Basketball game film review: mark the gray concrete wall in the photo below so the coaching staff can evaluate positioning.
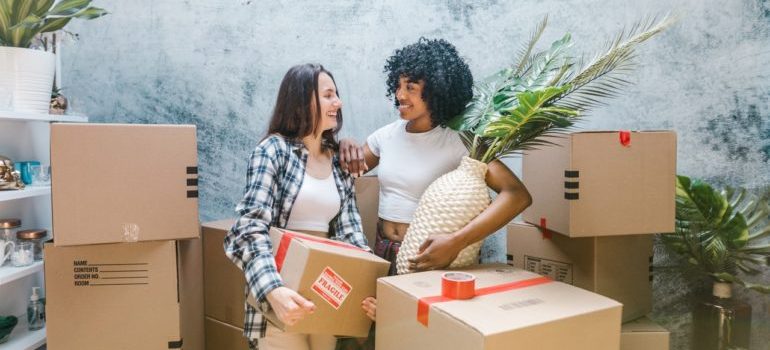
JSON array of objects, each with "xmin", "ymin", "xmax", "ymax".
[{"xmin": 61, "ymin": 1, "xmax": 770, "ymax": 349}]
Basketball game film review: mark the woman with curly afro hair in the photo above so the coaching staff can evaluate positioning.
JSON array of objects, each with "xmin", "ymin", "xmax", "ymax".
[{"xmin": 339, "ymin": 37, "xmax": 531, "ymax": 333}]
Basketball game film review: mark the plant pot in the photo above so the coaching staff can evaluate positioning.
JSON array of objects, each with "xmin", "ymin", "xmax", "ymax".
[
  {"xmin": 0, "ymin": 47, "xmax": 56, "ymax": 114},
  {"xmin": 692, "ymin": 281, "xmax": 752, "ymax": 350},
  {"xmin": 395, "ymin": 156, "xmax": 491, "ymax": 274}
]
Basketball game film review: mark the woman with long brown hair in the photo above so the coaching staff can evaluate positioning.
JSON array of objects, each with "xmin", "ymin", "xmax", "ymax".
[{"xmin": 225, "ymin": 63, "xmax": 369, "ymax": 350}]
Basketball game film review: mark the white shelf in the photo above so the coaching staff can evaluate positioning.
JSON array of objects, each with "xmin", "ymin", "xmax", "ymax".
[
  {"xmin": 0, "ymin": 110, "xmax": 87, "ymax": 123},
  {"xmin": 0, "ymin": 187, "xmax": 51, "ymax": 203},
  {"xmin": 2, "ymin": 314, "xmax": 46, "ymax": 350},
  {"xmin": 0, "ymin": 262, "xmax": 44, "ymax": 285}
]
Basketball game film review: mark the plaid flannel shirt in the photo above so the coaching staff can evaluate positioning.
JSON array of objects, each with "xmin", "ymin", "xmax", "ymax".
[{"xmin": 224, "ymin": 134, "xmax": 370, "ymax": 349}]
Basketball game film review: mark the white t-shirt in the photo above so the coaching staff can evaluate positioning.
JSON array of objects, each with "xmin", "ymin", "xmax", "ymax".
[
  {"xmin": 367, "ymin": 119, "xmax": 468, "ymax": 223},
  {"xmin": 286, "ymin": 173, "xmax": 340, "ymax": 232}
]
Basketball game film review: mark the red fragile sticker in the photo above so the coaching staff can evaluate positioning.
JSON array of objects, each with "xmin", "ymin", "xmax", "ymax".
[{"xmin": 311, "ymin": 266, "xmax": 352, "ymax": 310}]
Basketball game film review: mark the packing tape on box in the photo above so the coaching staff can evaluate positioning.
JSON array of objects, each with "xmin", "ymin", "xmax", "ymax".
[
  {"xmin": 619, "ymin": 130, "xmax": 631, "ymax": 147},
  {"xmin": 274, "ymin": 230, "xmax": 367, "ymax": 272},
  {"xmin": 417, "ymin": 275, "xmax": 552, "ymax": 327},
  {"xmin": 539, "ymin": 218, "xmax": 552, "ymax": 240},
  {"xmin": 441, "ymin": 272, "xmax": 476, "ymax": 300},
  {"xmin": 122, "ymin": 223, "xmax": 140, "ymax": 242}
]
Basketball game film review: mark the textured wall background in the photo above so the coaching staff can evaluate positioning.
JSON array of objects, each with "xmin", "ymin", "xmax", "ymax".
[{"xmin": 60, "ymin": 1, "xmax": 770, "ymax": 349}]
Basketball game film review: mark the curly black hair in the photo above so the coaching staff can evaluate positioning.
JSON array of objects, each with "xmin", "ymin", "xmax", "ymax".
[{"xmin": 384, "ymin": 37, "xmax": 473, "ymax": 127}]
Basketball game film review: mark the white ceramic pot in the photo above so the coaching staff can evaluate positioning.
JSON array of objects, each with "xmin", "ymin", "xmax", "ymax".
[{"xmin": 0, "ymin": 47, "xmax": 56, "ymax": 114}]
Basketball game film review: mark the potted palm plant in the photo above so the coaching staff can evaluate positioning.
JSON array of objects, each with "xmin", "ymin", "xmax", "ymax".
[
  {"xmin": 395, "ymin": 15, "xmax": 676, "ymax": 274},
  {"xmin": 663, "ymin": 175, "xmax": 770, "ymax": 350},
  {"xmin": 0, "ymin": 0, "xmax": 107, "ymax": 113}
]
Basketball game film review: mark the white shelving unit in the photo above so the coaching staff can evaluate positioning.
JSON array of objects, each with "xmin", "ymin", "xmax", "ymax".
[
  {"xmin": 0, "ymin": 262, "xmax": 44, "ymax": 285},
  {"xmin": 1, "ymin": 110, "xmax": 87, "ymax": 350},
  {"xmin": 0, "ymin": 188, "xmax": 51, "ymax": 202}
]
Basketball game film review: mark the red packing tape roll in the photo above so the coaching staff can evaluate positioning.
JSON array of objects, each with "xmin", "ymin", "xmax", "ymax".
[{"xmin": 441, "ymin": 272, "xmax": 476, "ymax": 300}]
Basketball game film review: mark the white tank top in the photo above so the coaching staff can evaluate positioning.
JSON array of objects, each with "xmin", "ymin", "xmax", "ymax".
[{"xmin": 286, "ymin": 172, "xmax": 341, "ymax": 232}]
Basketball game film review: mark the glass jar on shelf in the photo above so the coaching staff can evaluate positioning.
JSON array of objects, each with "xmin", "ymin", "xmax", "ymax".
[
  {"xmin": 11, "ymin": 242, "xmax": 34, "ymax": 267},
  {"xmin": 0, "ymin": 218, "xmax": 21, "ymax": 243},
  {"xmin": 16, "ymin": 229, "xmax": 48, "ymax": 261}
]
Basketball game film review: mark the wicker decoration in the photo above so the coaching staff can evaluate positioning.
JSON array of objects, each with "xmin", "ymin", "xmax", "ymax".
[{"xmin": 395, "ymin": 157, "xmax": 490, "ymax": 274}]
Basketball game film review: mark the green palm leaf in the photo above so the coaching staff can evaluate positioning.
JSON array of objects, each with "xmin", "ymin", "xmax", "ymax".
[{"xmin": 663, "ymin": 175, "xmax": 770, "ymax": 294}]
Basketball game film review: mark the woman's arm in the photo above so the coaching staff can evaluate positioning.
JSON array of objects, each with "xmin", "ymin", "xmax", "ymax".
[
  {"xmin": 339, "ymin": 139, "xmax": 379, "ymax": 175},
  {"xmin": 224, "ymin": 141, "xmax": 286, "ymax": 302},
  {"xmin": 409, "ymin": 159, "xmax": 532, "ymax": 271}
]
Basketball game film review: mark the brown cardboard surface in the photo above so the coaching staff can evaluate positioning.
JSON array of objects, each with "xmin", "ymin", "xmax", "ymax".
[
  {"xmin": 45, "ymin": 240, "xmax": 203, "ymax": 350},
  {"xmin": 179, "ymin": 238, "xmax": 205, "ymax": 350},
  {"xmin": 51, "ymin": 123, "xmax": 199, "ymax": 246},
  {"xmin": 202, "ymin": 219, "xmax": 247, "ymax": 328},
  {"xmin": 522, "ymin": 131, "xmax": 676, "ymax": 237},
  {"xmin": 354, "ymin": 175, "xmax": 379, "ymax": 250},
  {"xmin": 621, "ymin": 316, "xmax": 670, "ymax": 350},
  {"xmin": 205, "ymin": 316, "xmax": 250, "ymax": 350},
  {"xmin": 253, "ymin": 228, "xmax": 390, "ymax": 337},
  {"xmin": 506, "ymin": 222, "xmax": 652, "ymax": 321},
  {"xmin": 376, "ymin": 264, "xmax": 622, "ymax": 350}
]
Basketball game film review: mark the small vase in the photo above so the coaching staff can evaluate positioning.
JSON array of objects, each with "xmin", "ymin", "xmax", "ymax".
[{"xmin": 692, "ymin": 281, "xmax": 752, "ymax": 350}]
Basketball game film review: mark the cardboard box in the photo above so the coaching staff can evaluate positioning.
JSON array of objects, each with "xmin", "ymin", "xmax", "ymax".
[
  {"xmin": 621, "ymin": 317, "xmax": 670, "ymax": 350},
  {"xmin": 376, "ymin": 264, "xmax": 622, "ymax": 350},
  {"xmin": 205, "ymin": 316, "xmax": 250, "ymax": 350},
  {"xmin": 202, "ymin": 219, "xmax": 246, "ymax": 328},
  {"xmin": 506, "ymin": 222, "xmax": 652, "ymax": 321},
  {"xmin": 354, "ymin": 175, "xmax": 379, "ymax": 250},
  {"xmin": 521, "ymin": 131, "xmax": 676, "ymax": 237},
  {"xmin": 51, "ymin": 123, "xmax": 199, "ymax": 246},
  {"xmin": 45, "ymin": 240, "xmax": 204, "ymax": 350},
  {"xmin": 249, "ymin": 228, "xmax": 390, "ymax": 337}
]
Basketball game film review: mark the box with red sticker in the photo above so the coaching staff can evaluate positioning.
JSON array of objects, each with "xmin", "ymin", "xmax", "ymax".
[{"xmin": 255, "ymin": 228, "xmax": 390, "ymax": 337}]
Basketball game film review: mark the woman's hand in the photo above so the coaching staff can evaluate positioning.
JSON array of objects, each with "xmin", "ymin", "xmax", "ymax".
[
  {"xmin": 266, "ymin": 286, "xmax": 316, "ymax": 326},
  {"xmin": 339, "ymin": 138, "xmax": 368, "ymax": 177},
  {"xmin": 361, "ymin": 296, "xmax": 377, "ymax": 321}
]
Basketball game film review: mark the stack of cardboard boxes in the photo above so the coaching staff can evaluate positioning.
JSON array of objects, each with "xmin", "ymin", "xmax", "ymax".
[
  {"xmin": 44, "ymin": 124, "xmax": 204, "ymax": 350},
  {"xmin": 509, "ymin": 130, "xmax": 676, "ymax": 349}
]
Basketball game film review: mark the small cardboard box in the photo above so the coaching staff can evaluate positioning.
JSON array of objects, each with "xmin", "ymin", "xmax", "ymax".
[
  {"xmin": 354, "ymin": 175, "xmax": 379, "ymax": 250},
  {"xmin": 249, "ymin": 228, "xmax": 390, "ymax": 337},
  {"xmin": 522, "ymin": 131, "xmax": 676, "ymax": 237},
  {"xmin": 621, "ymin": 316, "xmax": 670, "ymax": 350},
  {"xmin": 202, "ymin": 219, "xmax": 246, "ymax": 328},
  {"xmin": 506, "ymin": 222, "xmax": 652, "ymax": 322},
  {"xmin": 376, "ymin": 264, "xmax": 622, "ymax": 350},
  {"xmin": 205, "ymin": 316, "xmax": 250, "ymax": 350},
  {"xmin": 51, "ymin": 123, "xmax": 199, "ymax": 246},
  {"xmin": 45, "ymin": 239, "xmax": 204, "ymax": 350}
]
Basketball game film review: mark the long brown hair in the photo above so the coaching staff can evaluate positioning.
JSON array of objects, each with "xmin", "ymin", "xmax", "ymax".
[{"xmin": 266, "ymin": 63, "xmax": 342, "ymax": 150}]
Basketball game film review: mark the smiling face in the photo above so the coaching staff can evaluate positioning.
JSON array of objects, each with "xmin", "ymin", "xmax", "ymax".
[
  {"xmin": 395, "ymin": 76, "xmax": 430, "ymax": 122},
  {"xmin": 314, "ymin": 72, "xmax": 342, "ymax": 134}
]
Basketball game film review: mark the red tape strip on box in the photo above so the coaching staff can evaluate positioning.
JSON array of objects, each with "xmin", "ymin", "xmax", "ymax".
[
  {"xmin": 417, "ymin": 275, "xmax": 552, "ymax": 326},
  {"xmin": 274, "ymin": 230, "xmax": 366, "ymax": 272},
  {"xmin": 619, "ymin": 130, "xmax": 631, "ymax": 147},
  {"xmin": 540, "ymin": 218, "xmax": 552, "ymax": 240}
]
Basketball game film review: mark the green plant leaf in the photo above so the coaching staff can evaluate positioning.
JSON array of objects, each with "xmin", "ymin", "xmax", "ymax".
[
  {"xmin": 72, "ymin": 6, "xmax": 108, "ymax": 20},
  {"xmin": 46, "ymin": 0, "xmax": 91, "ymax": 16},
  {"xmin": 38, "ymin": 17, "xmax": 70, "ymax": 33}
]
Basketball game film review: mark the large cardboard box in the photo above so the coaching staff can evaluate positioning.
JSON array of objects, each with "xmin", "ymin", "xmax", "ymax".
[
  {"xmin": 249, "ymin": 228, "xmax": 390, "ymax": 337},
  {"xmin": 621, "ymin": 317, "xmax": 670, "ymax": 350},
  {"xmin": 51, "ymin": 123, "xmax": 199, "ymax": 246},
  {"xmin": 45, "ymin": 240, "xmax": 204, "ymax": 350},
  {"xmin": 376, "ymin": 264, "xmax": 622, "ymax": 350},
  {"xmin": 202, "ymin": 219, "xmax": 246, "ymax": 328},
  {"xmin": 506, "ymin": 222, "xmax": 652, "ymax": 321},
  {"xmin": 522, "ymin": 131, "xmax": 676, "ymax": 237},
  {"xmin": 205, "ymin": 316, "xmax": 250, "ymax": 350},
  {"xmin": 354, "ymin": 175, "xmax": 379, "ymax": 250}
]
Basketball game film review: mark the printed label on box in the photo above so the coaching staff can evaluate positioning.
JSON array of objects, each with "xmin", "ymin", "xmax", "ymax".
[
  {"xmin": 311, "ymin": 266, "xmax": 352, "ymax": 310},
  {"xmin": 524, "ymin": 255, "xmax": 573, "ymax": 284}
]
